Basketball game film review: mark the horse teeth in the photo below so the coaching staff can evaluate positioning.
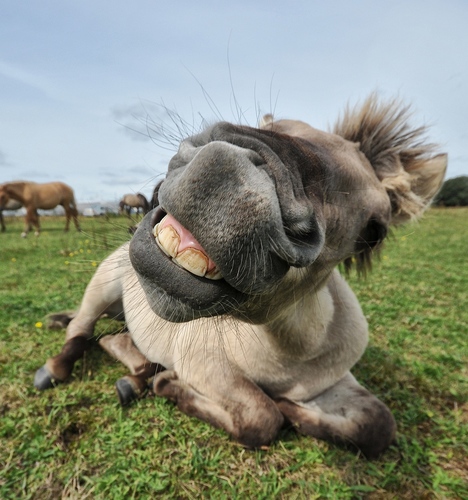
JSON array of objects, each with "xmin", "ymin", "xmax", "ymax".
[
  {"xmin": 174, "ymin": 248, "xmax": 209, "ymax": 277},
  {"xmin": 154, "ymin": 224, "xmax": 180, "ymax": 258},
  {"xmin": 205, "ymin": 268, "xmax": 223, "ymax": 280},
  {"xmin": 152, "ymin": 223, "xmax": 160, "ymax": 237},
  {"xmin": 153, "ymin": 220, "xmax": 223, "ymax": 280}
]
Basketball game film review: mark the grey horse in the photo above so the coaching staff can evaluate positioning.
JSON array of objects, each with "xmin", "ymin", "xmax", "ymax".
[
  {"xmin": 35, "ymin": 95, "xmax": 446, "ymax": 458},
  {"xmin": 119, "ymin": 193, "xmax": 150, "ymax": 216}
]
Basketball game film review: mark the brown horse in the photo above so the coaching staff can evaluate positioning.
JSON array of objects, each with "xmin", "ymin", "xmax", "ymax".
[
  {"xmin": 0, "ymin": 196, "xmax": 22, "ymax": 232},
  {"xmin": 119, "ymin": 193, "xmax": 150, "ymax": 216},
  {"xmin": 0, "ymin": 181, "xmax": 81, "ymax": 237}
]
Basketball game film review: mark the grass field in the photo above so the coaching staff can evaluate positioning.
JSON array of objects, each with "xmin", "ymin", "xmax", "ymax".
[{"xmin": 1, "ymin": 209, "xmax": 467, "ymax": 499}]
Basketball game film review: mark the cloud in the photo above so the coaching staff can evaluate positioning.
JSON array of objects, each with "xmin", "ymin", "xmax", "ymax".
[
  {"xmin": 0, "ymin": 59, "xmax": 52, "ymax": 98},
  {"xmin": 112, "ymin": 103, "xmax": 153, "ymax": 142},
  {"xmin": 99, "ymin": 164, "xmax": 159, "ymax": 187},
  {"xmin": 111, "ymin": 101, "xmax": 201, "ymax": 150}
]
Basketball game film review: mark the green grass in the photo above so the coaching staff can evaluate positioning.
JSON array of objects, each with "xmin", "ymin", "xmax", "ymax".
[{"xmin": 1, "ymin": 209, "xmax": 467, "ymax": 499}]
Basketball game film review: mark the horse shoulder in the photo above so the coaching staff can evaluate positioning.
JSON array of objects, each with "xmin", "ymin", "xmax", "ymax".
[{"xmin": 13, "ymin": 182, "xmax": 30, "ymax": 203}]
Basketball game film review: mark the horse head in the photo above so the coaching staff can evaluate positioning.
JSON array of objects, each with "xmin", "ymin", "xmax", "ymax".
[{"xmin": 129, "ymin": 95, "xmax": 446, "ymax": 323}]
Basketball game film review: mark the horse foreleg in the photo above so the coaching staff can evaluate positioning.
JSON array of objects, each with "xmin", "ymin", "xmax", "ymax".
[
  {"xmin": 22, "ymin": 209, "xmax": 39, "ymax": 237},
  {"xmin": 34, "ymin": 247, "xmax": 127, "ymax": 390},
  {"xmin": 34, "ymin": 336, "xmax": 91, "ymax": 389},
  {"xmin": 99, "ymin": 333, "xmax": 163, "ymax": 405},
  {"xmin": 275, "ymin": 373, "xmax": 396, "ymax": 459},
  {"xmin": 153, "ymin": 370, "xmax": 284, "ymax": 448},
  {"xmin": 0, "ymin": 211, "xmax": 5, "ymax": 232}
]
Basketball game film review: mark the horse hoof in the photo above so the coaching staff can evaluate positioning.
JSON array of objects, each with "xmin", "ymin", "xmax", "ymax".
[
  {"xmin": 34, "ymin": 365, "xmax": 58, "ymax": 390},
  {"xmin": 115, "ymin": 376, "xmax": 142, "ymax": 406}
]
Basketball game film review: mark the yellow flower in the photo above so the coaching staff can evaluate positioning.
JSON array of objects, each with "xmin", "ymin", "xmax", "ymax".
[
  {"xmin": 91, "ymin": 261, "xmax": 97, "ymax": 267},
  {"xmin": 11, "ymin": 257, "xmax": 17, "ymax": 262},
  {"xmin": 35, "ymin": 322, "xmax": 43, "ymax": 328},
  {"xmin": 69, "ymin": 252, "xmax": 74, "ymax": 257},
  {"xmin": 65, "ymin": 261, "xmax": 70, "ymax": 265}
]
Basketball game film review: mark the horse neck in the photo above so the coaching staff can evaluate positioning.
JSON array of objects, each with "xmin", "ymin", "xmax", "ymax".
[
  {"xmin": 5, "ymin": 183, "xmax": 27, "ymax": 202},
  {"xmin": 138, "ymin": 194, "xmax": 148, "ymax": 207}
]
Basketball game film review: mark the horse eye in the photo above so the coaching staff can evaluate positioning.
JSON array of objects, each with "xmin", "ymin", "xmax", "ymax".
[{"xmin": 357, "ymin": 219, "xmax": 387, "ymax": 251}]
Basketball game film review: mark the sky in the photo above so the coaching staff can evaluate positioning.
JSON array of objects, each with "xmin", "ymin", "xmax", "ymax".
[{"xmin": 1, "ymin": 0, "xmax": 467, "ymax": 203}]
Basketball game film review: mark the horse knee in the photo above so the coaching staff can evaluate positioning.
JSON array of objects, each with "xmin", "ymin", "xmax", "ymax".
[
  {"xmin": 153, "ymin": 371, "xmax": 283, "ymax": 447},
  {"xmin": 232, "ymin": 406, "xmax": 284, "ymax": 449},
  {"xmin": 277, "ymin": 394, "xmax": 396, "ymax": 459}
]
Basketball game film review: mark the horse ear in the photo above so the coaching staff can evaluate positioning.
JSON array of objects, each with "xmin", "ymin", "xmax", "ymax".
[
  {"xmin": 380, "ymin": 153, "xmax": 447, "ymax": 224},
  {"xmin": 405, "ymin": 153, "xmax": 447, "ymax": 201}
]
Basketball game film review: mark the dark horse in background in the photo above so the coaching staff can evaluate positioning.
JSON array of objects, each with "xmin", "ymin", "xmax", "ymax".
[
  {"xmin": 0, "ymin": 195, "xmax": 22, "ymax": 232},
  {"xmin": 0, "ymin": 181, "xmax": 81, "ymax": 237},
  {"xmin": 119, "ymin": 193, "xmax": 150, "ymax": 216}
]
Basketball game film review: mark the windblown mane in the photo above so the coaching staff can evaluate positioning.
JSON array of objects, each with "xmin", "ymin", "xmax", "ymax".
[
  {"xmin": 333, "ymin": 93, "xmax": 436, "ymax": 175},
  {"xmin": 333, "ymin": 93, "xmax": 442, "ymax": 224},
  {"xmin": 334, "ymin": 94, "xmax": 443, "ymax": 275}
]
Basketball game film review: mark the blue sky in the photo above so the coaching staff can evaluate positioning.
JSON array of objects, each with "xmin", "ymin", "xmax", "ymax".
[{"xmin": 1, "ymin": 0, "xmax": 467, "ymax": 202}]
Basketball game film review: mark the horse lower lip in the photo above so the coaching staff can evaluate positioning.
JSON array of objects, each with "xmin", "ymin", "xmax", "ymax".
[{"xmin": 129, "ymin": 208, "xmax": 247, "ymax": 319}]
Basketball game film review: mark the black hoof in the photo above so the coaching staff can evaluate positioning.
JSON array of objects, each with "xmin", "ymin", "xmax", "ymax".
[
  {"xmin": 115, "ymin": 377, "xmax": 141, "ymax": 406},
  {"xmin": 34, "ymin": 365, "xmax": 58, "ymax": 390}
]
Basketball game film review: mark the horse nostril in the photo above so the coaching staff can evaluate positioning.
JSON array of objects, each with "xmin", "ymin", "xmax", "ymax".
[{"xmin": 274, "ymin": 215, "xmax": 325, "ymax": 269}]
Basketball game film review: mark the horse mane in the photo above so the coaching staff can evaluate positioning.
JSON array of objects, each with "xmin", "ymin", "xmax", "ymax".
[
  {"xmin": 334, "ymin": 93, "xmax": 443, "ymax": 221},
  {"xmin": 334, "ymin": 93, "xmax": 441, "ymax": 276},
  {"xmin": 333, "ymin": 93, "xmax": 437, "ymax": 178},
  {"xmin": 5, "ymin": 181, "xmax": 35, "ymax": 186}
]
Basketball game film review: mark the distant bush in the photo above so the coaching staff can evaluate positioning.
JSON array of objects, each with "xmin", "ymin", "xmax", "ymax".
[{"xmin": 433, "ymin": 176, "xmax": 468, "ymax": 206}]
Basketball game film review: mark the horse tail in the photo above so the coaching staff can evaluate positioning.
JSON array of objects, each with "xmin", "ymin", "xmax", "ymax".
[{"xmin": 68, "ymin": 190, "xmax": 79, "ymax": 215}]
